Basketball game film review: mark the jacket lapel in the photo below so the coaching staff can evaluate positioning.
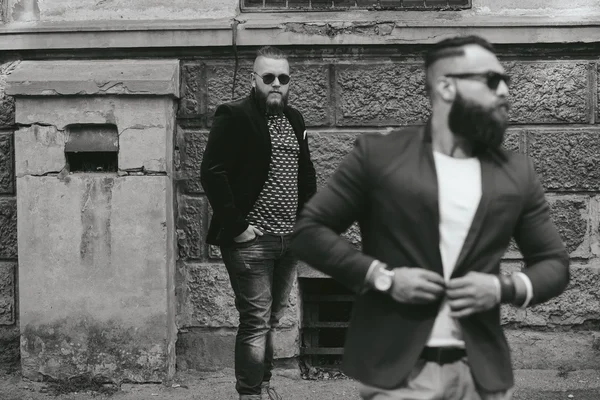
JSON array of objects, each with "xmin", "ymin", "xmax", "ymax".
[
  {"xmin": 246, "ymin": 94, "xmax": 271, "ymax": 155},
  {"xmin": 421, "ymin": 124, "xmax": 445, "ymax": 277},
  {"xmin": 451, "ymin": 154, "xmax": 495, "ymax": 278}
]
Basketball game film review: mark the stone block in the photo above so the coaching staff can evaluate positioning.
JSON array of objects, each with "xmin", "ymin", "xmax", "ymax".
[
  {"xmin": 179, "ymin": 62, "xmax": 204, "ymax": 119},
  {"xmin": 504, "ymin": 61, "xmax": 589, "ymax": 124},
  {"xmin": 206, "ymin": 63, "xmax": 330, "ymax": 127},
  {"xmin": 176, "ymin": 327, "xmax": 298, "ymax": 371},
  {"xmin": 335, "ymin": 63, "xmax": 430, "ymax": 126},
  {"xmin": 177, "ymin": 195, "xmax": 207, "ymax": 260},
  {"xmin": 176, "ymin": 328, "xmax": 235, "ymax": 371},
  {"xmin": 206, "ymin": 63, "xmax": 252, "ymax": 122},
  {"xmin": 14, "ymin": 125, "xmax": 66, "ymax": 177},
  {"xmin": 0, "ymin": 325, "xmax": 20, "ymax": 373},
  {"xmin": 507, "ymin": 329, "xmax": 600, "ymax": 370},
  {"xmin": 0, "ymin": 263, "xmax": 15, "ymax": 325},
  {"xmin": 502, "ymin": 195, "xmax": 588, "ymax": 259},
  {"xmin": 0, "ymin": 61, "xmax": 17, "ymax": 128},
  {"xmin": 6, "ymin": 60, "xmax": 179, "ymax": 97},
  {"xmin": 502, "ymin": 129, "xmax": 522, "ymax": 153},
  {"xmin": 309, "ymin": 132, "xmax": 360, "ymax": 188},
  {"xmin": 17, "ymin": 175, "xmax": 174, "ymax": 382},
  {"xmin": 0, "ymin": 133, "xmax": 14, "ymax": 194},
  {"xmin": 177, "ymin": 263, "xmax": 299, "ymax": 329},
  {"xmin": 0, "ymin": 198, "xmax": 17, "ymax": 259},
  {"xmin": 287, "ymin": 64, "xmax": 330, "ymax": 126},
  {"xmin": 179, "ymin": 129, "xmax": 208, "ymax": 194},
  {"xmin": 527, "ymin": 129, "xmax": 600, "ymax": 191},
  {"xmin": 548, "ymin": 195, "xmax": 589, "ymax": 257},
  {"xmin": 14, "ymin": 97, "xmax": 174, "ymax": 173},
  {"xmin": 502, "ymin": 264, "xmax": 600, "ymax": 327}
]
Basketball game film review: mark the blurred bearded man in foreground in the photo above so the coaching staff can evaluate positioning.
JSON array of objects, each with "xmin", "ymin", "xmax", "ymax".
[
  {"xmin": 201, "ymin": 46, "xmax": 316, "ymax": 400},
  {"xmin": 291, "ymin": 35, "xmax": 569, "ymax": 400}
]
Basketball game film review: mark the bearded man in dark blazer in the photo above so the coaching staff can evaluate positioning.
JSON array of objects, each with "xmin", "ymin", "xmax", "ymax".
[
  {"xmin": 291, "ymin": 35, "xmax": 569, "ymax": 400},
  {"xmin": 201, "ymin": 46, "xmax": 316, "ymax": 400}
]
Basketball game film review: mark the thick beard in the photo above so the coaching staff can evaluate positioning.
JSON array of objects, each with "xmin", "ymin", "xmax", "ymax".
[
  {"xmin": 448, "ymin": 93, "xmax": 508, "ymax": 155},
  {"xmin": 256, "ymin": 88, "xmax": 288, "ymax": 116}
]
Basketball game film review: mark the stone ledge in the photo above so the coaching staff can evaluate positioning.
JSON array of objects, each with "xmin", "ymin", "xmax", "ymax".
[
  {"xmin": 0, "ymin": 14, "xmax": 598, "ymax": 51},
  {"xmin": 5, "ymin": 60, "xmax": 180, "ymax": 97}
]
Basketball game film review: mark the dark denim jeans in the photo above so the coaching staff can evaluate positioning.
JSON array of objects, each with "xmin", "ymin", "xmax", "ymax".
[{"xmin": 221, "ymin": 233, "xmax": 297, "ymax": 397}]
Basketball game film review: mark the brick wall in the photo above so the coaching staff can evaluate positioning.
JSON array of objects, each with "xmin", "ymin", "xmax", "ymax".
[
  {"xmin": 0, "ymin": 60, "xmax": 19, "ymax": 373},
  {"xmin": 175, "ymin": 45, "xmax": 600, "ymax": 371}
]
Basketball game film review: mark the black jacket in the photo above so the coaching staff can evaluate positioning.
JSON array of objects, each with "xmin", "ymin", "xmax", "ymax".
[
  {"xmin": 291, "ymin": 124, "xmax": 569, "ymax": 392},
  {"xmin": 200, "ymin": 91, "xmax": 317, "ymax": 245}
]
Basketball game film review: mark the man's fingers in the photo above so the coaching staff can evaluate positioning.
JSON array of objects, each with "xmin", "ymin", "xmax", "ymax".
[
  {"xmin": 446, "ymin": 276, "xmax": 472, "ymax": 289},
  {"xmin": 446, "ymin": 287, "xmax": 475, "ymax": 300},
  {"xmin": 448, "ymin": 298, "xmax": 472, "ymax": 311},
  {"xmin": 417, "ymin": 280, "xmax": 445, "ymax": 296},
  {"xmin": 418, "ymin": 270, "xmax": 446, "ymax": 286},
  {"xmin": 251, "ymin": 226, "xmax": 264, "ymax": 236}
]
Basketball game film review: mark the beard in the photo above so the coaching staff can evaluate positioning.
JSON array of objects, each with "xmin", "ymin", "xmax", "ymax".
[
  {"xmin": 448, "ymin": 92, "xmax": 509, "ymax": 155},
  {"xmin": 255, "ymin": 87, "xmax": 288, "ymax": 115}
]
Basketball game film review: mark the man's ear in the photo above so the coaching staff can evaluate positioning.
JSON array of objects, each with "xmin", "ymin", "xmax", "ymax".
[
  {"xmin": 251, "ymin": 74, "xmax": 256, "ymax": 89},
  {"xmin": 436, "ymin": 76, "xmax": 456, "ymax": 102}
]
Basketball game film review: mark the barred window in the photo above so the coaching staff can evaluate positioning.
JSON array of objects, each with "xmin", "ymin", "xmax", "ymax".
[{"xmin": 242, "ymin": 0, "xmax": 470, "ymax": 11}]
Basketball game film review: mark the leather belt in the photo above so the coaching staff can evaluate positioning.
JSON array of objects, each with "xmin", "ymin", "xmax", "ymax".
[{"xmin": 420, "ymin": 347, "xmax": 466, "ymax": 365}]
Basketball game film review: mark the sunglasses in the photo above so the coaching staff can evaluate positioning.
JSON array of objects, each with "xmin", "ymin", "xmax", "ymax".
[
  {"xmin": 445, "ymin": 71, "xmax": 510, "ymax": 90},
  {"xmin": 253, "ymin": 71, "xmax": 291, "ymax": 85}
]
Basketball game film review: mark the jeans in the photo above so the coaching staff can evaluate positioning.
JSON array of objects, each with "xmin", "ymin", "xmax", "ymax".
[
  {"xmin": 358, "ymin": 358, "xmax": 513, "ymax": 400},
  {"xmin": 221, "ymin": 233, "xmax": 297, "ymax": 397}
]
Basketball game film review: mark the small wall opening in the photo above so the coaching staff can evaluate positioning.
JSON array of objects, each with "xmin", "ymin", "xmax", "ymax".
[
  {"xmin": 65, "ymin": 124, "xmax": 119, "ymax": 173},
  {"xmin": 300, "ymin": 278, "xmax": 355, "ymax": 370}
]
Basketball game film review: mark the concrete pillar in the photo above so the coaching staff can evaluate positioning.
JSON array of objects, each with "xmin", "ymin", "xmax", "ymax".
[{"xmin": 6, "ymin": 60, "xmax": 179, "ymax": 382}]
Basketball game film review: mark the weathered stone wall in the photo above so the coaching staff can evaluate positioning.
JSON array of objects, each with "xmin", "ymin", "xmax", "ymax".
[
  {"xmin": 0, "ymin": 60, "xmax": 18, "ymax": 373},
  {"xmin": 175, "ymin": 46, "xmax": 600, "ymax": 371}
]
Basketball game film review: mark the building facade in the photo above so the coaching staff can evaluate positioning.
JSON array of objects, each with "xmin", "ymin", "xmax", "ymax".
[{"xmin": 0, "ymin": 0, "xmax": 599, "ymax": 382}]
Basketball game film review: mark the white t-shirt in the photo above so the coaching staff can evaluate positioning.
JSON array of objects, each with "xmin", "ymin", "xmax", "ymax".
[{"xmin": 427, "ymin": 151, "xmax": 482, "ymax": 348}]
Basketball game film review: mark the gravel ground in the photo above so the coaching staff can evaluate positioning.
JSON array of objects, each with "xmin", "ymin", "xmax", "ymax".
[{"xmin": 0, "ymin": 368, "xmax": 599, "ymax": 400}]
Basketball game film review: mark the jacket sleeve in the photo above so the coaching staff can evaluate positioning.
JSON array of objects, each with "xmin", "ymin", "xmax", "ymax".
[
  {"xmin": 200, "ymin": 104, "xmax": 249, "ymax": 239},
  {"xmin": 291, "ymin": 135, "xmax": 376, "ymax": 292},
  {"xmin": 300, "ymin": 113, "xmax": 317, "ymax": 202},
  {"xmin": 513, "ymin": 157, "xmax": 570, "ymax": 306}
]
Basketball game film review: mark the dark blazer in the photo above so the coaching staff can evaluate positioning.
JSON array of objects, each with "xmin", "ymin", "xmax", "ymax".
[
  {"xmin": 291, "ymin": 124, "xmax": 569, "ymax": 392},
  {"xmin": 201, "ymin": 91, "xmax": 317, "ymax": 246}
]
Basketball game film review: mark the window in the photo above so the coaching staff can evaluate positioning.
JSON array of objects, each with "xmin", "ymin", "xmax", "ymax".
[{"xmin": 242, "ymin": 0, "xmax": 469, "ymax": 11}]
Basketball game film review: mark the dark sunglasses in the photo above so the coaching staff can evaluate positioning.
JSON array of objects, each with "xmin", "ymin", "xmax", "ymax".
[
  {"xmin": 445, "ymin": 71, "xmax": 510, "ymax": 90},
  {"xmin": 253, "ymin": 71, "xmax": 290, "ymax": 85}
]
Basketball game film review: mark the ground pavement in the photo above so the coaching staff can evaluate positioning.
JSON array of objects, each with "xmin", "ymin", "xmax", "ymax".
[{"xmin": 0, "ymin": 368, "xmax": 599, "ymax": 400}]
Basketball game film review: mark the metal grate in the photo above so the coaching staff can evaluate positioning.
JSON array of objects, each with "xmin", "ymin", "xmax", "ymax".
[
  {"xmin": 300, "ymin": 278, "xmax": 355, "ymax": 367},
  {"xmin": 242, "ymin": 0, "xmax": 470, "ymax": 11}
]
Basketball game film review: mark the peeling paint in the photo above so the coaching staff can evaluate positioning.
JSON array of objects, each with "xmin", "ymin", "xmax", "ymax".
[
  {"xmin": 21, "ymin": 316, "xmax": 168, "ymax": 382},
  {"xmin": 11, "ymin": 0, "xmax": 40, "ymax": 22},
  {"xmin": 283, "ymin": 21, "xmax": 396, "ymax": 37}
]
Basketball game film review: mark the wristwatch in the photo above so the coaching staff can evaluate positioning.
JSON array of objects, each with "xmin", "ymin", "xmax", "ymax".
[{"xmin": 373, "ymin": 265, "xmax": 395, "ymax": 293}]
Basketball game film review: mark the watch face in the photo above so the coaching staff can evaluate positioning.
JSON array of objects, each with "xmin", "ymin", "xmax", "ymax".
[{"xmin": 374, "ymin": 274, "xmax": 392, "ymax": 291}]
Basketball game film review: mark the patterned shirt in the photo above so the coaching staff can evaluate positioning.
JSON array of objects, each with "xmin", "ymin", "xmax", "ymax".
[{"xmin": 247, "ymin": 115, "xmax": 300, "ymax": 235}]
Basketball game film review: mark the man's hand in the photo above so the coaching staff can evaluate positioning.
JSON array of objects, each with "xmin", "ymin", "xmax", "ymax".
[
  {"xmin": 446, "ymin": 272, "xmax": 499, "ymax": 318},
  {"xmin": 233, "ymin": 224, "xmax": 263, "ymax": 243},
  {"xmin": 389, "ymin": 268, "xmax": 445, "ymax": 304}
]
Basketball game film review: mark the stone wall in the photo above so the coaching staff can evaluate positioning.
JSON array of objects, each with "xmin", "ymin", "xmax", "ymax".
[
  {"xmin": 175, "ymin": 45, "xmax": 600, "ymax": 371},
  {"xmin": 0, "ymin": 60, "xmax": 18, "ymax": 373}
]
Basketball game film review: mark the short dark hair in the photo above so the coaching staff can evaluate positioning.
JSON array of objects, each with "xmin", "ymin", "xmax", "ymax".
[
  {"xmin": 255, "ymin": 46, "xmax": 288, "ymax": 61},
  {"xmin": 424, "ymin": 35, "xmax": 495, "ymax": 70}
]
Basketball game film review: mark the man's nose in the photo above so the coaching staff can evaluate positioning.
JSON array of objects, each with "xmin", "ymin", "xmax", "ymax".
[
  {"xmin": 271, "ymin": 78, "xmax": 281, "ymax": 87},
  {"xmin": 496, "ymin": 80, "xmax": 509, "ymax": 97}
]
